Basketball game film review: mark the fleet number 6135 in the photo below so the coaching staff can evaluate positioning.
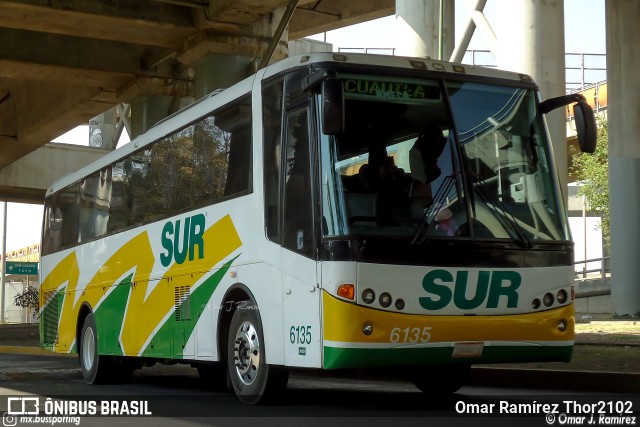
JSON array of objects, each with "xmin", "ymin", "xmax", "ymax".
[{"xmin": 389, "ymin": 326, "xmax": 432, "ymax": 343}]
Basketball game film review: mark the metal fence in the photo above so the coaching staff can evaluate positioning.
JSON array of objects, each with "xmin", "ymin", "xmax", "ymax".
[
  {"xmin": 336, "ymin": 48, "xmax": 607, "ymax": 94},
  {"xmin": 574, "ymin": 256, "xmax": 610, "ymax": 280}
]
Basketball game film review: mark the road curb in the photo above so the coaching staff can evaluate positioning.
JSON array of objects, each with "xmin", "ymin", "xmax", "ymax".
[
  {"xmin": 0, "ymin": 346, "xmax": 75, "ymax": 357},
  {"xmin": 470, "ymin": 367, "xmax": 640, "ymax": 393}
]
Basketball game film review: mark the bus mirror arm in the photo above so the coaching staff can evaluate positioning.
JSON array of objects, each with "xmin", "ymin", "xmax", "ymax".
[
  {"xmin": 321, "ymin": 76, "xmax": 345, "ymax": 135},
  {"xmin": 539, "ymin": 93, "xmax": 597, "ymax": 154},
  {"xmin": 301, "ymin": 70, "xmax": 344, "ymax": 135},
  {"xmin": 302, "ymin": 70, "xmax": 333, "ymax": 93}
]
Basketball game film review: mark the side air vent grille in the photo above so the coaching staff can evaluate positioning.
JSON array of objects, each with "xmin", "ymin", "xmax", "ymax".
[
  {"xmin": 41, "ymin": 290, "xmax": 60, "ymax": 345},
  {"xmin": 174, "ymin": 286, "xmax": 191, "ymax": 322}
]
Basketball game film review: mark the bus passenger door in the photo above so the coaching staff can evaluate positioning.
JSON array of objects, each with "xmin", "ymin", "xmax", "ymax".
[{"xmin": 281, "ymin": 105, "xmax": 322, "ymax": 368}]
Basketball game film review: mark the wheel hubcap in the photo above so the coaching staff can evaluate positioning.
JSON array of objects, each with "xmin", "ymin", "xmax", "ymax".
[
  {"xmin": 82, "ymin": 327, "xmax": 95, "ymax": 371},
  {"xmin": 233, "ymin": 320, "xmax": 260, "ymax": 386}
]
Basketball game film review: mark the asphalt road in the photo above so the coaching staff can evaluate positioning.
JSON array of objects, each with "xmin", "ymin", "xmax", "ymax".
[{"xmin": 1, "ymin": 354, "xmax": 639, "ymax": 427}]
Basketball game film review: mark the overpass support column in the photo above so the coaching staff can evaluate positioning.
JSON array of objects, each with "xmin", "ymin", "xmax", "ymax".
[
  {"xmin": 193, "ymin": 55, "xmax": 253, "ymax": 99},
  {"xmin": 89, "ymin": 108, "xmax": 118, "ymax": 150},
  {"xmin": 606, "ymin": 1, "xmax": 640, "ymax": 316},
  {"xmin": 131, "ymin": 95, "xmax": 173, "ymax": 140},
  {"xmin": 129, "ymin": 6, "xmax": 290, "ymax": 138},
  {"xmin": 495, "ymin": 1, "xmax": 567, "ymax": 192},
  {"xmin": 395, "ymin": 0, "xmax": 454, "ymax": 60}
]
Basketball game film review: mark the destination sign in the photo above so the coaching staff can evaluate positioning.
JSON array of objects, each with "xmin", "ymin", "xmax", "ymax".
[{"xmin": 343, "ymin": 79, "xmax": 439, "ymax": 101}]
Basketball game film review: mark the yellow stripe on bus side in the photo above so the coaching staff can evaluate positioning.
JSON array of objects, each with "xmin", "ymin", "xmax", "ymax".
[
  {"xmin": 323, "ymin": 291, "xmax": 574, "ymax": 345},
  {"xmin": 41, "ymin": 214, "xmax": 242, "ymax": 354},
  {"xmin": 120, "ymin": 214, "xmax": 241, "ymax": 355}
]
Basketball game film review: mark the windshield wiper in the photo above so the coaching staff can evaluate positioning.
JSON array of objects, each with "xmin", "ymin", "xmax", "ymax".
[
  {"xmin": 410, "ymin": 174, "xmax": 457, "ymax": 245},
  {"xmin": 472, "ymin": 177, "xmax": 532, "ymax": 248}
]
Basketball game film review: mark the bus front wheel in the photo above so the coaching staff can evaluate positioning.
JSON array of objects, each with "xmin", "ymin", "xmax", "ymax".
[
  {"xmin": 227, "ymin": 302, "xmax": 288, "ymax": 404},
  {"xmin": 79, "ymin": 313, "xmax": 111, "ymax": 384}
]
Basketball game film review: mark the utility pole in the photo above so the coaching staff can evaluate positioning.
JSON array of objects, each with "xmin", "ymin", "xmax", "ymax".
[{"xmin": 1, "ymin": 202, "xmax": 6, "ymax": 323}]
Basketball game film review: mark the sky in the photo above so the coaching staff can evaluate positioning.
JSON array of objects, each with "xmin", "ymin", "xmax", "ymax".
[
  {"xmin": 1, "ymin": 0, "xmax": 606, "ymax": 255},
  {"xmin": 307, "ymin": 0, "xmax": 606, "ymax": 54}
]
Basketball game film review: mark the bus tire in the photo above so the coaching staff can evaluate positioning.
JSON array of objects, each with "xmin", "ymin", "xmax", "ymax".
[
  {"xmin": 227, "ymin": 302, "xmax": 288, "ymax": 404},
  {"xmin": 412, "ymin": 364, "xmax": 470, "ymax": 394},
  {"xmin": 79, "ymin": 313, "xmax": 111, "ymax": 384}
]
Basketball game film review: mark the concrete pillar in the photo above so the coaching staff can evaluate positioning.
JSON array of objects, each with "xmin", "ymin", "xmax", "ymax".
[
  {"xmin": 194, "ymin": 55, "xmax": 252, "ymax": 99},
  {"xmin": 495, "ymin": 1, "xmax": 567, "ymax": 193},
  {"xmin": 127, "ymin": 6, "xmax": 289, "ymax": 139},
  {"xmin": 130, "ymin": 95, "xmax": 173, "ymax": 139},
  {"xmin": 606, "ymin": 1, "xmax": 640, "ymax": 317},
  {"xmin": 89, "ymin": 108, "xmax": 118, "ymax": 150},
  {"xmin": 395, "ymin": 0, "xmax": 455, "ymax": 60}
]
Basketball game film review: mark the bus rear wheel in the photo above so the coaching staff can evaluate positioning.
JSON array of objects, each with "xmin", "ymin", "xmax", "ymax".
[
  {"xmin": 79, "ymin": 313, "xmax": 112, "ymax": 384},
  {"xmin": 412, "ymin": 364, "xmax": 470, "ymax": 394},
  {"xmin": 227, "ymin": 302, "xmax": 288, "ymax": 404}
]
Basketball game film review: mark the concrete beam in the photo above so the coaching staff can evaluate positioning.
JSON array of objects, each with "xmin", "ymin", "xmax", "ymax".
[
  {"xmin": 0, "ymin": 60, "xmax": 133, "ymax": 89},
  {"xmin": 0, "ymin": 82, "xmax": 116, "ymax": 168},
  {"xmin": 207, "ymin": 0, "xmax": 290, "ymax": 26},
  {"xmin": 0, "ymin": 0, "xmax": 196, "ymax": 48},
  {"xmin": 0, "ymin": 143, "xmax": 107, "ymax": 204},
  {"xmin": 0, "ymin": 93, "xmax": 17, "ymax": 138},
  {"xmin": 289, "ymin": 0, "xmax": 394, "ymax": 40},
  {"xmin": 0, "ymin": 28, "xmax": 145, "ymax": 85}
]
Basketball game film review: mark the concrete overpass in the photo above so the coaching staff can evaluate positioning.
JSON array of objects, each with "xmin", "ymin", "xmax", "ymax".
[{"xmin": 0, "ymin": 0, "xmax": 392, "ymax": 180}]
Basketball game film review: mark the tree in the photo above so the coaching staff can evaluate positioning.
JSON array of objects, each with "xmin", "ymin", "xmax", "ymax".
[
  {"xmin": 14, "ymin": 285, "xmax": 40, "ymax": 318},
  {"xmin": 570, "ymin": 118, "xmax": 609, "ymax": 248}
]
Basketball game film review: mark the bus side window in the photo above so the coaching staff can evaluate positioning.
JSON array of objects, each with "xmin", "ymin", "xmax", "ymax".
[
  {"xmin": 282, "ymin": 107, "xmax": 314, "ymax": 258},
  {"xmin": 42, "ymin": 197, "xmax": 63, "ymax": 255},
  {"xmin": 42, "ymin": 183, "xmax": 81, "ymax": 255},
  {"xmin": 78, "ymin": 167, "xmax": 112, "ymax": 243},
  {"xmin": 263, "ymin": 79, "xmax": 284, "ymax": 243}
]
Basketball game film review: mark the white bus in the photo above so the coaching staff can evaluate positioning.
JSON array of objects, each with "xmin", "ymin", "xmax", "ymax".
[{"xmin": 40, "ymin": 52, "xmax": 596, "ymax": 404}]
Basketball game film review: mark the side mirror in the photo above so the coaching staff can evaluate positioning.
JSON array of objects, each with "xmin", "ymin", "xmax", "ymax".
[
  {"xmin": 321, "ymin": 78, "xmax": 344, "ymax": 135},
  {"xmin": 573, "ymin": 102, "xmax": 597, "ymax": 153},
  {"xmin": 539, "ymin": 93, "xmax": 597, "ymax": 153}
]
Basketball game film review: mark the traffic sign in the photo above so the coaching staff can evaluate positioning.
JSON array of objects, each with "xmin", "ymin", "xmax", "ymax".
[{"xmin": 5, "ymin": 261, "xmax": 38, "ymax": 275}]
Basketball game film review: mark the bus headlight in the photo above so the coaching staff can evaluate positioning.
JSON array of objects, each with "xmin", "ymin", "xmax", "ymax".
[
  {"xmin": 362, "ymin": 289, "xmax": 375, "ymax": 304},
  {"xmin": 532, "ymin": 299, "xmax": 541, "ymax": 309},
  {"xmin": 543, "ymin": 293, "xmax": 554, "ymax": 307},
  {"xmin": 379, "ymin": 292, "xmax": 392, "ymax": 308},
  {"xmin": 557, "ymin": 289, "xmax": 568, "ymax": 304},
  {"xmin": 395, "ymin": 299, "xmax": 405, "ymax": 310}
]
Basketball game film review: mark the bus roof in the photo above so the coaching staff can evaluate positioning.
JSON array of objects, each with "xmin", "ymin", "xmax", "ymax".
[
  {"xmin": 263, "ymin": 52, "xmax": 533, "ymax": 83},
  {"xmin": 45, "ymin": 52, "xmax": 534, "ymax": 197}
]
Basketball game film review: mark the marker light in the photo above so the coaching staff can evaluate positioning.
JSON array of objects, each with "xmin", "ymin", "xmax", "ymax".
[
  {"xmin": 379, "ymin": 292, "xmax": 392, "ymax": 308},
  {"xmin": 557, "ymin": 289, "xmax": 568, "ymax": 304},
  {"xmin": 362, "ymin": 289, "xmax": 375, "ymax": 304},
  {"xmin": 571, "ymin": 286, "xmax": 575, "ymax": 301},
  {"xmin": 337, "ymin": 284, "xmax": 355, "ymax": 300},
  {"xmin": 543, "ymin": 293, "xmax": 554, "ymax": 307},
  {"xmin": 362, "ymin": 323, "xmax": 373, "ymax": 336},
  {"xmin": 557, "ymin": 320, "xmax": 567, "ymax": 332}
]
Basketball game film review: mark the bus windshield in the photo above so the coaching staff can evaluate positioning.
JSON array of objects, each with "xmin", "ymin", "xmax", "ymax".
[{"xmin": 320, "ymin": 75, "xmax": 569, "ymax": 243}]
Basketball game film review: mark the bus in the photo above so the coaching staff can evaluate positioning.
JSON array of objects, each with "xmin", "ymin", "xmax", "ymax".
[{"xmin": 39, "ymin": 52, "xmax": 596, "ymax": 404}]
